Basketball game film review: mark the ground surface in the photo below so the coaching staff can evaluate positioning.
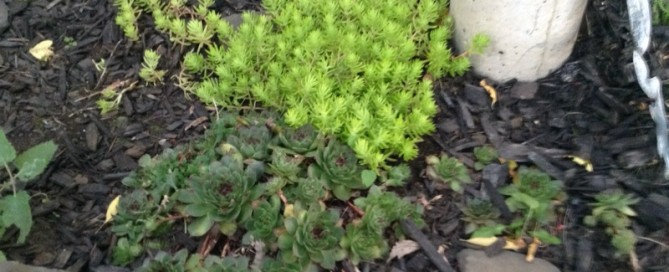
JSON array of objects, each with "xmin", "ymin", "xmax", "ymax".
[{"xmin": 0, "ymin": 0, "xmax": 668, "ymax": 271}]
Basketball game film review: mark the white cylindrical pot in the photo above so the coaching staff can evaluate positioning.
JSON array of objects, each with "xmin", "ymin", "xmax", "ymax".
[{"xmin": 450, "ymin": 0, "xmax": 588, "ymax": 82}]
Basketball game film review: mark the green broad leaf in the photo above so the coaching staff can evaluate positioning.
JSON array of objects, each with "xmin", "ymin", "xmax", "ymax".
[
  {"xmin": 184, "ymin": 203, "xmax": 209, "ymax": 217},
  {"xmin": 0, "ymin": 130, "xmax": 16, "ymax": 165},
  {"xmin": 332, "ymin": 185, "xmax": 352, "ymax": 201},
  {"xmin": 188, "ymin": 214, "xmax": 215, "ymax": 236},
  {"xmin": 137, "ymin": 154, "xmax": 153, "ymax": 168},
  {"xmin": 511, "ymin": 191, "xmax": 539, "ymax": 210},
  {"xmin": 319, "ymin": 249, "xmax": 337, "ymax": 269},
  {"xmin": 361, "ymin": 170, "xmax": 377, "ymax": 188},
  {"xmin": 0, "ymin": 250, "xmax": 6, "ymax": 262},
  {"xmin": 284, "ymin": 217, "xmax": 298, "ymax": 234},
  {"xmin": 219, "ymin": 221, "xmax": 237, "ymax": 236},
  {"xmin": 14, "ymin": 141, "xmax": 58, "ymax": 181},
  {"xmin": 618, "ymin": 206, "xmax": 637, "ymax": 217},
  {"xmin": 277, "ymin": 234, "xmax": 294, "ymax": 250},
  {"xmin": 532, "ymin": 229, "xmax": 561, "ymax": 245},
  {"xmin": 1, "ymin": 191, "xmax": 33, "ymax": 243}
]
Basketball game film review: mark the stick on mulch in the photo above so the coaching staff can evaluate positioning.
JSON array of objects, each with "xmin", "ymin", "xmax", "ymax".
[{"xmin": 400, "ymin": 219, "xmax": 455, "ymax": 272}]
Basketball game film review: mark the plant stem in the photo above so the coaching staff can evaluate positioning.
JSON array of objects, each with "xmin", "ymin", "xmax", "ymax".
[{"xmin": 3, "ymin": 162, "xmax": 16, "ymax": 195}]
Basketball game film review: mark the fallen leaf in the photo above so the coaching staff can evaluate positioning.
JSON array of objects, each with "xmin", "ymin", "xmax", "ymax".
[
  {"xmin": 29, "ymin": 40, "xmax": 54, "ymax": 61},
  {"xmin": 462, "ymin": 236, "xmax": 526, "ymax": 251},
  {"xmin": 463, "ymin": 236, "xmax": 499, "ymax": 247},
  {"xmin": 480, "ymin": 79, "xmax": 498, "ymax": 106},
  {"xmin": 567, "ymin": 155, "xmax": 593, "ymax": 172},
  {"xmin": 387, "ymin": 240, "xmax": 420, "ymax": 263},
  {"xmin": 105, "ymin": 196, "xmax": 121, "ymax": 224},
  {"xmin": 526, "ymin": 237, "xmax": 539, "ymax": 262}
]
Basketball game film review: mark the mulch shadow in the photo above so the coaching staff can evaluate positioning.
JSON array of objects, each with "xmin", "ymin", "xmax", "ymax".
[{"xmin": 0, "ymin": 0, "xmax": 667, "ymax": 271}]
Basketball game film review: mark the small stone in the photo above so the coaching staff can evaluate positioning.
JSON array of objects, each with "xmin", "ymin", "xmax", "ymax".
[
  {"xmin": 85, "ymin": 122, "xmax": 100, "ymax": 151},
  {"xmin": 457, "ymin": 249, "xmax": 559, "ymax": 272}
]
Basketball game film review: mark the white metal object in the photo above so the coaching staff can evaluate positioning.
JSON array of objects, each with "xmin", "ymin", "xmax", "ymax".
[
  {"xmin": 627, "ymin": 0, "xmax": 669, "ymax": 179},
  {"xmin": 450, "ymin": 0, "xmax": 588, "ymax": 82}
]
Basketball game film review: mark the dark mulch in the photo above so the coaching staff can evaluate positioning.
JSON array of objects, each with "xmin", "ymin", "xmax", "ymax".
[{"xmin": 0, "ymin": 0, "xmax": 667, "ymax": 271}]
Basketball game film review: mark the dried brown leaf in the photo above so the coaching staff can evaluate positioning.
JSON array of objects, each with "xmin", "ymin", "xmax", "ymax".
[{"xmin": 387, "ymin": 240, "xmax": 420, "ymax": 263}]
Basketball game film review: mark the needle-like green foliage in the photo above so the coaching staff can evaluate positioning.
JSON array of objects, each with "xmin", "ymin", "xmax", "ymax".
[{"xmin": 113, "ymin": 0, "xmax": 485, "ymax": 170}]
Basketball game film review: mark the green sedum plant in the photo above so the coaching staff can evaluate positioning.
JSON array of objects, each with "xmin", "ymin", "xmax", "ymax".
[
  {"xmin": 114, "ymin": 0, "xmax": 485, "ymax": 170},
  {"xmin": 583, "ymin": 190, "xmax": 639, "ymax": 256},
  {"xmin": 425, "ymin": 154, "xmax": 472, "ymax": 193},
  {"xmin": 138, "ymin": 49, "xmax": 167, "ymax": 84},
  {"xmin": 0, "ymin": 130, "xmax": 58, "ymax": 261},
  {"xmin": 654, "ymin": 0, "xmax": 669, "ymax": 25}
]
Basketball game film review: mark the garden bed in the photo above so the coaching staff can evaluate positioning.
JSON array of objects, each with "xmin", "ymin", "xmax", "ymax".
[{"xmin": 0, "ymin": 0, "xmax": 668, "ymax": 271}]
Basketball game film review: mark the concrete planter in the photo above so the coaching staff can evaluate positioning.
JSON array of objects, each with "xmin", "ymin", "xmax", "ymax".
[{"xmin": 450, "ymin": 0, "xmax": 588, "ymax": 82}]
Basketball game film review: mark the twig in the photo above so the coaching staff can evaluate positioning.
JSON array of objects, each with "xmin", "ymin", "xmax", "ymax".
[
  {"xmin": 399, "ymin": 219, "xmax": 455, "ymax": 272},
  {"xmin": 346, "ymin": 201, "xmax": 365, "ymax": 217},
  {"xmin": 637, "ymin": 236, "xmax": 669, "ymax": 249}
]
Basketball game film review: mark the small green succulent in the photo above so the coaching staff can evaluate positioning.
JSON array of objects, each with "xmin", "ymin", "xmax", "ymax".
[
  {"xmin": 499, "ymin": 167, "xmax": 563, "ymax": 243},
  {"xmin": 267, "ymin": 149, "xmax": 305, "ymax": 180},
  {"xmin": 277, "ymin": 203, "xmax": 345, "ymax": 271},
  {"xmin": 583, "ymin": 190, "xmax": 639, "ymax": 255},
  {"xmin": 425, "ymin": 154, "xmax": 472, "ymax": 193},
  {"xmin": 382, "ymin": 163, "xmax": 412, "ymax": 187},
  {"xmin": 309, "ymin": 139, "xmax": 366, "ymax": 200},
  {"xmin": 284, "ymin": 173, "xmax": 328, "ymax": 205},
  {"xmin": 177, "ymin": 156, "xmax": 264, "ymax": 236},
  {"xmin": 473, "ymin": 145, "xmax": 498, "ymax": 170},
  {"xmin": 112, "ymin": 237, "xmax": 144, "ymax": 266},
  {"xmin": 340, "ymin": 221, "xmax": 388, "ymax": 265},
  {"xmin": 459, "ymin": 199, "xmax": 502, "ymax": 235},
  {"xmin": 277, "ymin": 124, "xmax": 321, "ymax": 154},
  {"xmin": 261, "ymin": 258, "xmax": 303, "ymax": 272},
  {"xmin": 137, "ymin": 249, "xmax": 250, "ymax": 272},
  {"xmin": 245, "ymin": 195, "xmax": 282, "ymax": 244},
  {"xmin": 354, "ymin": 185, "xmax": 425, "ymax": 231},
  {"xmin": 226, "ymin": 124, "xmax": 273, "ymax": 160}
]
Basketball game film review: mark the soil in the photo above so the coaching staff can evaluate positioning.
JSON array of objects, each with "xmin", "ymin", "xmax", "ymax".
[{"xmin": 0, "ymin": 0, "xmax": 668, "ymax": 271}]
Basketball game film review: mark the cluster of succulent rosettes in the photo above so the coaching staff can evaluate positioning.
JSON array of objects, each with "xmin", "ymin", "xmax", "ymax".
[{"xmin": 110, "ymin": 111, "xmax": 423, "ymax": 268}]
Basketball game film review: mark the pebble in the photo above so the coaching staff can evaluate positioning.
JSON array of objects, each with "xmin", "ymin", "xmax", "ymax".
[{"xmin": 457, "ymin": 249, "xmax": 559, "ymax": 272}]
